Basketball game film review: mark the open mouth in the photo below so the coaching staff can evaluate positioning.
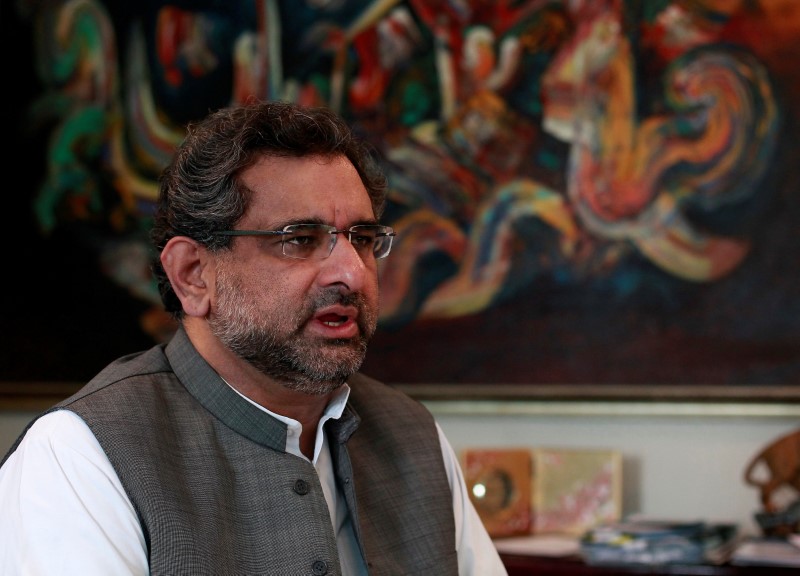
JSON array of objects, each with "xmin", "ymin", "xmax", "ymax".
[{"xmin": 317, "ymin": 312, "xmax": 349, "ymax": 328}]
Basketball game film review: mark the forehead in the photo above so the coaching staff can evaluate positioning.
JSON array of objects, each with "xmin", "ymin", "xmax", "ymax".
[{"xmin": 239, "ymin": 154, "xmax": 375, "ymax": 226}]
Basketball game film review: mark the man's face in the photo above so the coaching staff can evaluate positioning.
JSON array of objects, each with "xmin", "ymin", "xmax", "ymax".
[{"xmin": 207, "ymin": 154, "xmax": 381, "ymax": 395}]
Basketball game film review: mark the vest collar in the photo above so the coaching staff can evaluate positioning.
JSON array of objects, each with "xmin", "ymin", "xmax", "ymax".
[{"xmin": 165, "ymin": 325, "xmax": 288, "ymax": 450}]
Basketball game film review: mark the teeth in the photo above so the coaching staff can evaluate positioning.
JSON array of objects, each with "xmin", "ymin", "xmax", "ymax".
[{"xmin": 322, "ymin": 320, "xmax": 345, "ymax": 327}]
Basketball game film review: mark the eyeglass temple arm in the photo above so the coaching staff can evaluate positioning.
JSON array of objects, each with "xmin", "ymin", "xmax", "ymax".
[{"xmin": 214, "ymin": 230, "xmax": 286, "ymax": 236}]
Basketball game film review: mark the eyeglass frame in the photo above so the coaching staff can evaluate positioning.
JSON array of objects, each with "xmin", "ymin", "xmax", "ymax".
[{"xmin": 213, "ymin": 223, "xmax": 396, "ymax": 260}]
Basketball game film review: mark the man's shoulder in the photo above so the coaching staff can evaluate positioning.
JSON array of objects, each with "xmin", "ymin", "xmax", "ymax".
[
  {"xmin": 347, "ymin": 372, "xmax": 434, "ymax": 421},
  {"xmin": 347, "ymin": 371, "xmax": 383, "ymax": 389},
  {"xmin": 348, "ymin": 372, "xmax": 413, "ymax": 401},
  {"xmin": 95, "ymin": 343, "xmax": 172, "ymax": 382},
  {"xmin": 61, "ymin": 343, "xmax": 173, "ymax": 406}
]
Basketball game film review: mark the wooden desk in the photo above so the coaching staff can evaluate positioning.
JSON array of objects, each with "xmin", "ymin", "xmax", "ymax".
[{"xmin": 500, "ymin": 553, "xmax": 800, "ymax": 575}]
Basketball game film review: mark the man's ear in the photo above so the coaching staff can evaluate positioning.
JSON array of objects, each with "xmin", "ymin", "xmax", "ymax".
[{"xmin": 160, "ymin": 236, "xmax": 213, "ymax": 318}]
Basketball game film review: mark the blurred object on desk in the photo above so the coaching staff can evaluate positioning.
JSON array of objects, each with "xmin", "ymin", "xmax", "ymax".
[
  {"xmin": 755, "ymin": 499, "xmax": 800, "ymax": 537},
  {"xmin": 532, "ymin": 448, "xmax": 622, "ymax": 536},
  {"xmin": 580, "ymin": 518, "xmax": 739, "ymax": 566},
  {"xmin": 743, "ymin": 428, "xmax": 800, "ymax": 536},
  {"xmin": 464, "ymin": 448, "xmax": 533, "ymax": 537},
  {"xmin": 730, "ymin": 533, "xmax": 800, "ymax": 568}
]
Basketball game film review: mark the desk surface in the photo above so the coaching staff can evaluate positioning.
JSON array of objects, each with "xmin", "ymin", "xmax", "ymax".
[{"xmin": 500, "ymin": 553, "xmax": 800, "ymax": 576}]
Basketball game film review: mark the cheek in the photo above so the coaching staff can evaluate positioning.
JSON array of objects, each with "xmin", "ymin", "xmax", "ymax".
[
  {"xmin": 365, "ymin": 273, "xmax": 381, "ymax": 304},
  {"xmin": 251, "ymin": 267, "xmax": 317, "ymax": 307},
  {"xmin": 213, "ymin": 257, "xmax": 286, "ymax": 309}
]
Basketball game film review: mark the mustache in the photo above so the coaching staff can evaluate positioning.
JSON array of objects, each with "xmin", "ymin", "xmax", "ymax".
[{"xmin": 310, "ymin": 289, "xmax": 367, "ymax": 311}]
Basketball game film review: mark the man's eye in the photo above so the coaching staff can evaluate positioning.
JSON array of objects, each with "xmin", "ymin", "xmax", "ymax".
[
  {"xmin": 285, "ymin": 234, "xmax": 320, "ymax": 247},
  {"xmin": 350, "ymin": 233, "xmax": 375, "ymax": 248}
]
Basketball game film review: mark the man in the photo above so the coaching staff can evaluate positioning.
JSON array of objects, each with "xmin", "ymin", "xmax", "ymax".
[{"xmin": 0, "ymin": 101, "xmax": 507, "ymax": 575}]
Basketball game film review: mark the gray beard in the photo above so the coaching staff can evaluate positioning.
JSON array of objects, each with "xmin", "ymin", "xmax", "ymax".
[{"xmin": 208, "ymin": 269, "xmax": 376, "ymax": 395}]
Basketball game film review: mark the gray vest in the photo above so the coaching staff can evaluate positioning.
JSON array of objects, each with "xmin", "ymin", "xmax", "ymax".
[{"xmin": 8, "ymin": 328, "xmax": 458, "ymax": 576}]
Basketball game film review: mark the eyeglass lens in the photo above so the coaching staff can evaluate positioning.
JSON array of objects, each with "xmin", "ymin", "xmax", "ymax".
[{"xmin": 281, "ymin": 224, "xmax": 393, "ymax": 260}]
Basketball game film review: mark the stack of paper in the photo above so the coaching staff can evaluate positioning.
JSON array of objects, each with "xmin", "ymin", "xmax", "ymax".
[
  {"xmin": 580, "ymin": 518, "xmax": 739, "ymax": 566},
  {"xmin": 731, "ymin": 535, "xmax": 800, "ymax": 567}
]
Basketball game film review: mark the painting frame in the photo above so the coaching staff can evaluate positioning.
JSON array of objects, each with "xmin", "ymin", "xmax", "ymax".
[{"xmin": 2, "ymin": 380, "xmax": 800, "ymax": 414}]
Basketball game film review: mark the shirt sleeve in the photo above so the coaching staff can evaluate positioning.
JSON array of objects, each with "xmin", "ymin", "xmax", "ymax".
[
  {"xmin": 436, "ymin": 423, "xmax": 508, "ymax": 576},
  {"xmin": 0, "ymin": 410, "xmax": 149, "ymax": 575}
]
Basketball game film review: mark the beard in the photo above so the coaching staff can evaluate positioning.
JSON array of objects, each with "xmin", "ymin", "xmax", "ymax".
[{"xmin": 207, "ymin": 265, "xmax": 377, "ymax": 395}]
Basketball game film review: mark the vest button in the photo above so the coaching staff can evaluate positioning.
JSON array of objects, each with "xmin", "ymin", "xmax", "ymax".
[
  {"xmin": 311, "ymin": 559, "xmax": 328, "ymax": 575},
  {"xmin": 293, "ymin": 479, "xmax": 310, "ymax": 495}
]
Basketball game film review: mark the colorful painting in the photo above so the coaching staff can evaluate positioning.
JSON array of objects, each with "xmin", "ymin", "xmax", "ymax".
[{"xmin": 3, "ymin": 0, "xmax": 799, "ymax": 395}]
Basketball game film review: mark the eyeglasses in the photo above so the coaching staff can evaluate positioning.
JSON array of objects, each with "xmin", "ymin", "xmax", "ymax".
[{"xmin": 215, "ymin": 223, "xmax": 396, "ymax": 260}]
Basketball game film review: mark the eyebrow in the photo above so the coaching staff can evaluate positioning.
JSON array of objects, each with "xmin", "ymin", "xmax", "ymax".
[{"xmin": 258, "ymin": 217, "xmax": 381, "ymax": 229}]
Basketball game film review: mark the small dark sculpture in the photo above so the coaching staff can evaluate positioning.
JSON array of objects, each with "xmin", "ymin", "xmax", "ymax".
[
  {"xmin": 744, "ymin": 428, "xmax": 800, "ymax": 536},
  {"xmin": 754, "ymin": 499, "xmax": 800, "ymax": 537}
]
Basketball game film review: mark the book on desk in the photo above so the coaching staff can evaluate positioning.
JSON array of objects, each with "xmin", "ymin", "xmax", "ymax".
[{"xmin": 579, "ymin": 518, "xmax": 739, "ymax": 566}]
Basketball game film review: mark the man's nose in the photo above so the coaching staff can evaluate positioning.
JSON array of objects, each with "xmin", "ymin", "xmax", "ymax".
[{"xmin": 317, "ymin": 235, "xmax": 370, "ymax": 291}]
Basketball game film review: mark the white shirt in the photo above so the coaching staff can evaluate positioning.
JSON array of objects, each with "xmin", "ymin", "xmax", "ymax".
[{"xmin": 0, "ymin": 385, "xmax": 506, "ymax": 576}]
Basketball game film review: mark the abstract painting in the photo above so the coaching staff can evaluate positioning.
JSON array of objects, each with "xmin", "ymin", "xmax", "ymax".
[{"xmin": 3, "ymin": 0, "xmax": 799, "ymax": 398}]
